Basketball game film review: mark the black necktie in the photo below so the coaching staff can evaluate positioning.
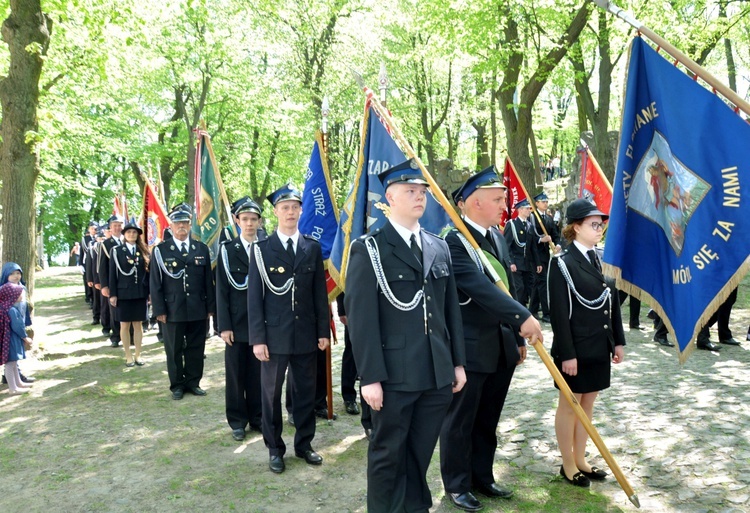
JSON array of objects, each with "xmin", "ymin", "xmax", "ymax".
[
  {"xmin": 180, "ymin": 242, "xmax": 187, "ymax": 257},
  {"xmin": 286, "ymin": 238, "xmax": 295, "ymax": 261},
  {"xmin": 485, "ymin": 231, "xmax": 497, "ymax": 255},
  {"xmin": 587, "ymin": 249, "xmax": 602, "ymax": 273},
  {"xmin": 410, "ymin": 234, "xmax": 422, "ymax": 265}
]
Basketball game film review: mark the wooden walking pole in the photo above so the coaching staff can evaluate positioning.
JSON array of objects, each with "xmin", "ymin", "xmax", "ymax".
[{"xmin": 354, "ymin": 72, "xmax": 640, "ymax": 508}]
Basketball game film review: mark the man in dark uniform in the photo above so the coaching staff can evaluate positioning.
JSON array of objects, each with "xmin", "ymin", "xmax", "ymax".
[
  {"xmin": 150, "ymin": 204, "xmax": 215, "ymax": 400},
  {"xmin": 248, "ymin": 184, "xmax": 330, "ymax": 474},
  {"xmin": 99, "ymin": 215, "xmax": 124, "ymax": 347},
  {"xmin": 504, "ymin": 199, "xmax": 540, "ymax": 307},
  {"xmin": 86, "ymin": 227, "xmax": 105, "ymax": 326},
  {"xmin": 216, "ymin": 196, "xmax": 265, "ymax": 442},
  {"xmin": 345, "ymin": 159, "xmax": 467, "ymax": 513},
  {"xmin": 529, "ymin": 193, "xmax": 561, "ymax": 323},
  {"xmin": 440, "ymin": 168, "xmax": 544, "ymax": 512},
  {"xmin": 81, "ymin": 221, "xmax": 98, "ymax": 306}
]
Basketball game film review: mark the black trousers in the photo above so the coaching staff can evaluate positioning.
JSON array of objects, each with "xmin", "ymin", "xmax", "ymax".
[
  {"xmin": 91, "ymin": 287, "xmax": 101, "ymax": 322},
  {"xmin": 341, "ymin": 326, "xmax": 358, "ymax": 403},
  {"xmin": 440, "ymin": 366, "xmax": 515, "ymax": 493},
  {"xmin": 699, "ymin": 288, "xmax": 738, "ymax": 341},
  {"xmin": 368, "ymin": 385, "xmax": 453, "ymax": 513},
  {"xmin": 163, "ymin": 319, "xmax": 206, "ymax": 391},
  {"xmin": 225, "ymin": 341, "xmax": 262, "ymax": 431},
  {"xmin": 100, "ymin": 291, "xmax": 110, "ymax": 330},
  {"xmin": 314, "ymin": 347, "xmax": 329, "ymax": 411},
  {"xmin": 618, "ymin": 290, "xmax": 642, "ymax": 327},
  {"xmin": 261, "ymin": 351, "xmax": 317, "ymax": 457},
  {"xmin": 529, "ymin": 263, "xmax": 550, "ymax": 316},
  {"xmin": 511, "ymin": 269, "xmax": 534, "ymax": 307},
  {"xmin": 84, "ymin": 274, "xmax": 93, "ymax": 303}
]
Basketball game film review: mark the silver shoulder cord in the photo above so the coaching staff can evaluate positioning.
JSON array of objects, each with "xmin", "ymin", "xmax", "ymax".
[
  {"xmin": 221, "ymin": 243, "xmax": 248, "ymax": 290},
  {"xmin": 510, "ymin": 220, "xmax": 525, "ymax": 247},
  {"xmin": 112, "ymin": 247, "xmax": 137, "ymax": 283},
  {"xmin": 154, "ymin": 246, "xmax": 186, "ymax": 277},
  {"xmin": 364, "ymin": 237, "xmax": 424, "ymax": 312},
  {"xmin": 555, "ymin": 257, "xmax": 611, "ymax": 319},
  {"xmin": 455, "ymin": 232, "xmax": 483, "ymax": 306},
  {"xmin": 253, "ymin": 243, "xmax": 295, "ymax": 310}
]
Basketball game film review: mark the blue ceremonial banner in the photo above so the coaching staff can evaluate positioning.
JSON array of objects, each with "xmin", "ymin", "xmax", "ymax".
[
  {"xmin": 329, "ymin": 105, "xmax": 452, "ymax": 291},
  {"xmin": 604, "ymin": 37, "xmax": 750, "ymax": 360},
  {"xmin": 299, "ymin": 131, "xmax": 339, "ymax": 260}
]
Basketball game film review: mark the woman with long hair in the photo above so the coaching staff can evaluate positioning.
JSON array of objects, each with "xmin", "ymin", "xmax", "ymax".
[
  {"xmin": 548, "ymin": 199, "xmax": 626, "ymax": 487},
  {"xmin": 109, "ymin": 221, "xmax": 150, "ymax": 367}
]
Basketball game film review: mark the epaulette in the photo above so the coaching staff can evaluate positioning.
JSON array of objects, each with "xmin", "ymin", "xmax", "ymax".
[
  {"xmin": 302, "ymin": 234, "xmax": 320, "ymax": 243},
  {"xmin": 552, "ymin": 248, "xmax": 569, "ymax": 259},
  {"xmin": 422, "ymin": 230, "xmax": 444, "ymax": 242},
  {"xmin": 221, "ymin": 238, "xmax": 233, "ymax": 246}
]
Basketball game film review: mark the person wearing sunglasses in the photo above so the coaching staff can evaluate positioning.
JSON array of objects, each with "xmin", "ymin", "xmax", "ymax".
[{"xmin": 548, "ymin": 199, "xmax": 626, "ymax": 488}]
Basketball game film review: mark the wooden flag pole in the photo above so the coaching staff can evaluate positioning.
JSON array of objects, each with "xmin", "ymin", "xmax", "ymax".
[
  {"xmin": 593, "ymin": 0, "xmax": 750, "ymax": 117},
  {"xmin": 356, "ymin": 73, "xmax": 640, "ymax": 508}
]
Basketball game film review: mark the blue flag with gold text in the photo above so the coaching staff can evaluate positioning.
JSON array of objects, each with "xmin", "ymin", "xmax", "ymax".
[
  {"xmin": 299, "ymin": 132, "xmax": 339, "ymax": 260},
  {"xmin": 604, "ymin": 37, "xmax": 750, "ymax": 360},
  {"xmin": 329, "ymin": 105, "xmax": 452, "ymax": 291}
]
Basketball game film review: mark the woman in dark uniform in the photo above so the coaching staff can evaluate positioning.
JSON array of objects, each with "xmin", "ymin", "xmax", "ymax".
[
  {"xmin": 548, "ymin": 199, "xmax": 625, "ymax": 487},
  {"xmin": 109, "ymin": 221, "xmax": 150, "ymax": 367}
]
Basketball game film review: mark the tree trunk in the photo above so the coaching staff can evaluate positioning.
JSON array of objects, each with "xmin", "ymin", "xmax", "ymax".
[
  {"xmin": 498, "ymin": 3, "xmax": 591, "ymax": 194},
  {"xmin": 0, "ymin": 1, "xmax": 51, "ymax": 296}
]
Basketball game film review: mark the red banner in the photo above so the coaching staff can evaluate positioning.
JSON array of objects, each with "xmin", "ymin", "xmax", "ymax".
[
  {"xmin": 578, "ymin": 147, "xmax": 612, "ymax": 216},
  {"xmin": 143, "ymin": 181, "xmax": 169, "ymax": 246},
  {"xmin": 500, "ymin": 157, "xmax": 527, "ymax": 229}
]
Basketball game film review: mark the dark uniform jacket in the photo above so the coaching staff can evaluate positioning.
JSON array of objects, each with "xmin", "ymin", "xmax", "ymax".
[
  {"xmin": 247, "ymin": 232, "xmax": 328, "ymax": 354},
  {"xmin": 504, "ymin": 217, "xmax": 540, "ymax": 271},
  {"xmin": 344, "ymin": 222, "xmax": 466, "ymax": 392},
  {"xmin": 216, "ymin": 233, "xmax": 266, "ymax": 343},
  {"xmin": 150, "ymin": 238, "xmax": 215, "ymax": 322},
  {"xmin": 548, "ymin": 246, "xmax": 626, "ymax": 363},
  {"xmin": 445, "ymin": 224, "xmax": 530, "ymax": 373},
  {"xmin": 108, "ymin": 244, "xmax": 149, "ymax": 300},
  {"xmin": 85, "ymin": 243, "xmax": 100, "ymax": 285},
  {"xmin": 530, "ymin": 211, "xmax": 560, "ymax": 264},
  {"xmin": 97, "ymin": 237, "xmax": 122, "ymax": 290},
  {"xmin": 81, "ymin": 234, "xmax": 95, "ymax": 268}
]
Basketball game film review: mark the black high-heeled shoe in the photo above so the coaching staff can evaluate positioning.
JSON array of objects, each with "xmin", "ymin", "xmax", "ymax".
[{"xmin": 560, "ymin": 465, "xmax": 591, "ymax": 487}]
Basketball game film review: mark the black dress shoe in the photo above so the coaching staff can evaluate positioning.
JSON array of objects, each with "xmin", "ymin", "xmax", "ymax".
[
  {"xmin": 654, "ymin": 337, "xmax": 674, "ymax": 347},
  {"xmin": 101, "ymin": 329, "xmax": 110, "ymax": 337},
  {"xmin": 287, "ymin": 416, "xmax": 295, "ymax": 427},
  {"xmin": 364, "ymin": 428, "xmax": 372, "ymax": 440},
  {"xmin": 344, "ymin": 401, "xmax": 361, "ymax": 415},
  {"xmin": 579, "ymin": 466, "xmax": 607, "ymax": 480},
  {"xmin": 171, "ymin": 388, "xmax": 184, "ymax": 400},
  {"xmin": 541, "ymin": 315, "xmax": 551, "ymax": 323},
  {"xmin": 473, "ymin": 482, "xmax": 513, "ymax": 498},
  {"xmin": 1, "ymin": 374, "xmax": 5, "ymax": 385},
  {"xmin": 231, "ymin": 428, "xmax": 245, "ymax": 441},
  {"xmin": 269, "ymin": 455, "xmax": 285, "ymax": 473},
  {"xmin": 188, "ymin": 387, "xmax": 207, "ymax": 396},
  {"xmin": 448, "ymin": 492, "xmax": 482, "ymax": 512},
  {"xmin": 91, "ymin": 319, "xmax": 100, "ymax": 325},
  {"xmin": 315, "ymin": 409, "xmax": 338, "ymax": 420},
  {"xmin": 629, "ymin": 323, "xmax": 645, "ymax": 330},
  {"xmin": 295, "ymin": 449, "xmax": 323, "ymax": 465},
  {"xmin": 697, "ymin": 341, "xmax": 720, "ymax": 351},
  {"xmin": 110, "ymin": 339, "xmax": 120, "ymax": 347},
  {"xmin": 720, "ymin": 337, "xmax": 741, "ymax": 346},
  {"xmin": 560, "ymin": 465, "xmax": 590, "ymax": 487},
  {"xmin": 19, "ymin": 373, "xmax": 35, "ymax": 384}
]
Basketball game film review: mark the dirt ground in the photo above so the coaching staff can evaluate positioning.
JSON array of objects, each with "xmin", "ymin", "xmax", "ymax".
[{"xmin": 1, "ymin": 266, "xmax": 748, "ymax": 513}]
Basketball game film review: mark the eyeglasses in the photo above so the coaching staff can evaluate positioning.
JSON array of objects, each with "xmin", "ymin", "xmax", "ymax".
[{"xmin": 586, "ymin": 222, "xmax": 606, "ymax": 231}]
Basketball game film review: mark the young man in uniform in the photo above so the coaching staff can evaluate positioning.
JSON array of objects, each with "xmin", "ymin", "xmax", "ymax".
[
  {"xmin": 248, "ymin": 185, "xmax": 330, "ymax": 474},
  {"xmin": 216, "ymin": 196, "xmax": 265, "ymax": 441},
  {"xmin": 345, "ymin": 159, "xmax": 466, "ymax": 513}
]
